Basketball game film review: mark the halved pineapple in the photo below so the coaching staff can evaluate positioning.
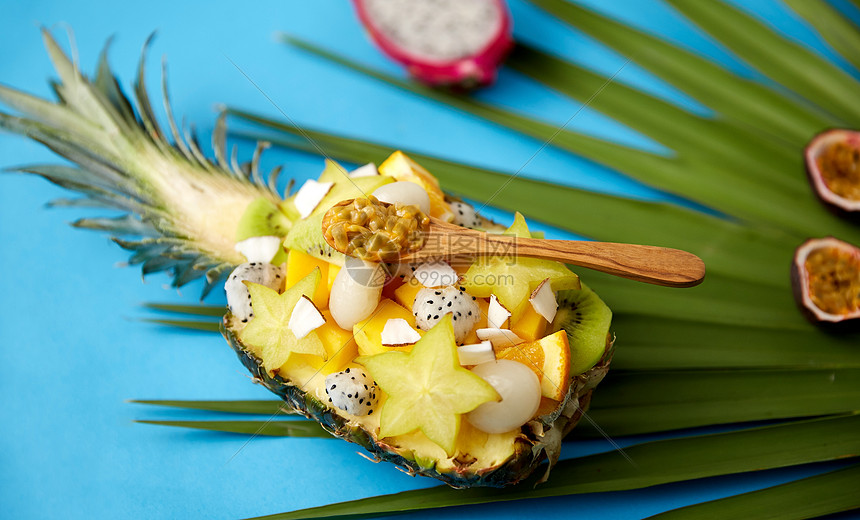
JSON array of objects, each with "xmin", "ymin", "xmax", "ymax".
[{"xmin": 0, "ymin": 34, "xmax": 614, "ymax": 487}]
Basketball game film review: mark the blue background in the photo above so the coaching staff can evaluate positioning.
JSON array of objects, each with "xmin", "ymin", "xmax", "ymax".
[{"xmin": 1, "ymin": 1, "xmax": 858, "ymax": 518}]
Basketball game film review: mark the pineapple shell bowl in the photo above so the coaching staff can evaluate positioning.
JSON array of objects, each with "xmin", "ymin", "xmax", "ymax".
[{"xmin": 0, "ymin": 27, "xmax": 617, "ymax": 492}]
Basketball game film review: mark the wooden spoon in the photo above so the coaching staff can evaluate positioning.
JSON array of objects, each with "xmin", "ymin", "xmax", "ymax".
[{"xmin": 323, "ymin": 204, "xmax": 705, "ymax": 288}]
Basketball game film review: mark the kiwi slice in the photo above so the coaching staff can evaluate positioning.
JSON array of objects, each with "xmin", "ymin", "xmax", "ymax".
[
  {"xmin": 235, "ymin": 197, "xmax": 292, "ymax": 241},
  {"xmin": 283, "ymin": 212, "xmax": 345, "ymax": 265},
  {"xmin": 550, "ymin": 282, "xmax": 612, "ymax": 375}
]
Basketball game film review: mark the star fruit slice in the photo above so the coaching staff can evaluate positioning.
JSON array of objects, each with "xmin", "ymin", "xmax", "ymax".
[
  {"xmin": 359, "ymin": 315, "xmax": 499, "ymax": 456},
  {"xmin": 464, "ymin": 212, "xmax": 580, "ymax": 321},
  {"xmin": 239, "ymin": 267, "xmax": 327, "ymax": 373}
]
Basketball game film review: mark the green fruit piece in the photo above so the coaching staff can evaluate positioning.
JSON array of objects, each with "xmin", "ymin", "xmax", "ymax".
[
  {"xmin": 282, "ymin": 159, "xmax": 393, "ymax": 219},
  {"xmin": 283, "ymin": 212, "xmax": 345, "ymax": 265},
  {"xmin": 550, "ymin": 282, "xmax": 612, "ymax": 376},
  {"xmin": 464, "ymin": 212, "xmax": 580, "ymax": 320},
  {"xmin": 358, "ymin": 315, "xmax": 499, "ymax": 456},
  {"xmin": 282, "ymin": 161, "xmax": 393, "ymax": 264},
  {"xmin": 239, "ymin": 268, "xmax": 327, "ymax": 373},
  {"xmin": 316, "ymin": 170, "xmax": 392, "ymax": 214},
  {"xmin": 316, "ymin": 158, "xmax": 351, "ymax": 183},
  {"xmin": 235, "ymin": 197, "xmax": 292, "ymax": 242}
]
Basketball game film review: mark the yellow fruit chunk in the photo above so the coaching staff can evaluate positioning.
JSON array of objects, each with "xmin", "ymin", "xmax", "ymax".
[
  {"xmin": 393, "ymin": 278, "xmax": 423, "ymax": 309},
  {"xmin": 278, "ymin": 310, "xmax": 358, "ymax": 380},
  {"xmin": 511, "ymin": 305, "xmax": 548, "ymax": 342},
  {"xmin": 497, "ymin": 330, "xmax": 570, "ymax": 401},
  {"xmin": 379, "ymin": 151, "xmax": 450, "ymax": 219},
  {"xmin": 317, "ymin": 310, "xmax": 359, "ymax": 373},
  {"xmin": 327, "ymin": 264, "xmax": 340, "ymax": 293},
  {"xmin": 359, "ymin": 316, "xmax": 499, "ymax": 456},
  {"xmin": 353, "ymin": 298, "xmax": 419, "ymax": 356},
  {"xmin": 287, "ymin": 249, "xmax": 330, "ymax": 309}
]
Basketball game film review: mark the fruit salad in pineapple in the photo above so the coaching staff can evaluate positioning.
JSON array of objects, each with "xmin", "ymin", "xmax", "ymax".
[
  {"xmin": 223, "ymin": 151, "xmax": 614, "ymax": 487},
  {"xmin": 0, "ymin": 32, "xmax": 612, "ymax": 488}
]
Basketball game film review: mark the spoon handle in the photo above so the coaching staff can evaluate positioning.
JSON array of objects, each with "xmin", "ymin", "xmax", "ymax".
[
  {"xmin": 505, "ymin": 236, "xmax": 706, "ymax": 288},
  {"xmin": 405, "ymin": 220, "xmax": 705, "ymax": 288}
]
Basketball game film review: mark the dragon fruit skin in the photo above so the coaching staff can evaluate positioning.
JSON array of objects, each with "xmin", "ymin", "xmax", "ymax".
[{"xmin": 352, "ymin": 0, "xmax": 514, "ymax": 89}]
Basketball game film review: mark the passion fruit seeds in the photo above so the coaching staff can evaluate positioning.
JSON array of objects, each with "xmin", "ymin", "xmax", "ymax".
[{"xmin": 322, "ymin": 195, "xmax": 430, "ymax": 262}]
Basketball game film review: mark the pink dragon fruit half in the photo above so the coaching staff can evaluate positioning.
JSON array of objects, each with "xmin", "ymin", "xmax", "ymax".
[{"xmin": 352, "ymin": 0, "xmax": 514, "ymax": 89}]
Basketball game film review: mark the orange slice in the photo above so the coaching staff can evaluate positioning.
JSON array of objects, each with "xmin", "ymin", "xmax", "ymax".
[{"xmin": 497, "ymin": 330, "xmax": 570, "ymax": 400}]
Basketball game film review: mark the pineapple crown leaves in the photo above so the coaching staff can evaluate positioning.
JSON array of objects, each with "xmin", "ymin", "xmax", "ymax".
[{"xmin": 0, "ymin": 29, "xmax": 288, "ymax": 299}]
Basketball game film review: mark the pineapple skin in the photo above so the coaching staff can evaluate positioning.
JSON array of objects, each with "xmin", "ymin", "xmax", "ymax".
[{"xmin": 224, "ymin": 314, "xmax": 614, "ymax": 487}]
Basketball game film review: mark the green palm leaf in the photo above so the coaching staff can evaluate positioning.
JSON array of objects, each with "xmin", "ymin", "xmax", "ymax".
[
  {"xmin": 213, "ymin": 1, "xmax": 860, "ymax": 517},
  {"xmin": 272, "ymin": 36, "xmax": 860, "ymax": 244},
  {"xmin": 242, "ymin": 415, "xmax": 860, "ymax": 520},
  {"xmin": 784, "ymin": 0, "xmax": 860, "ymax": 72},
  {"xmin": 648, "ymin": 463, "xmax": 860, "ymax": 519},
  {"xmin": 137, "ymin": 420, "xmax": 329, "ymax": 438},
  {"xmin": 664, "ymin": 0, "xmax": 860, "ymax": 121}
]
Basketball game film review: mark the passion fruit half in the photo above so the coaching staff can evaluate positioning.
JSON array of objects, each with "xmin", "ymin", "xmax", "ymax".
[
  {"xmin": 804, "ymin": 129, "xmax": 860, "ymax": 218},
  {"xmin": 791, "ymin": 237, "xmax": 860, "ymax": 326}
]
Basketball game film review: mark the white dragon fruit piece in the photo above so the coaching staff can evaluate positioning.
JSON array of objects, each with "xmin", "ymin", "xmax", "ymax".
[
  {"xmin": 353, "ymin": 0, "xmax": 513, "ymax": 89},
  {"xmin": 225, "ymin": 262, "xmax": 285, "ymax": 323},
  {"xmin": 412, "ymin": 286, "xmax": 480, "ymax": 343},
  {"xmin": 449, "ymin": 201, "xmax": 482, "ymax": 229},
  {"xmin": 324, "ymin": 368, "xmax": 379, "ymax": 416}
]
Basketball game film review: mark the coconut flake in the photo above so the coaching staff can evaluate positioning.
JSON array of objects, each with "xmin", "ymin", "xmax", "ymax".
[
  {"xmin": 288, "ymin": 295, "xmax": 326, "ymax": 339},
  {"xmin": 487, "ymin": 295, "xmax": 511, "ymax": 328},
  {"xmin": 413, "ymin": 261, "xmax": 459, "ymax": 288},
  {"xmin": 294, "ymin": 179, "xmax": 334, "ymax": 219},
  {"xmin": 529, "ymin": 278, "xmax": 558, "ymax": 323},
  {"xmin": 476, "ymin": 328, "xmax": 524, "ymax": 349},
  {"xmin": 457, "ymin": 341, "xmax": 495, "ymax": 366},
  {"xmin": 234, "ymin": 235, "xmax": 283, "ymax": 263},
  {"xmin": 380, "ymin": 318, "xmax": 421, "ymax": 346},
  {"xmin": 349, "ymin": 163, "xmax": 379, "ymax": 178}
]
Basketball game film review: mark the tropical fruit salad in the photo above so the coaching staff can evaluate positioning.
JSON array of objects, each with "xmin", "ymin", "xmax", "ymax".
[{"xmin": 223, "ymin": 151, "xmax": 613, "ymax": 487}]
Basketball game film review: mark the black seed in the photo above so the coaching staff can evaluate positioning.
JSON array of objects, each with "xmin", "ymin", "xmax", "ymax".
[
  {"xmin": 472, "ymin": 296, "xmax": 477, "ymax": 300},
  {"xmin": 247, "ymin": 294, "xmax": 251, "ymax": 299},
  {"xmin": 447, "ymin": 301, "xmax": 452, "ymax": 307},
  {"xmin": 435, "ymin": 291, "xmax": 441, "ymax": 295},
  {"xmin": 438, "ymin": 306, "xmax": 443, "ymax": 310},
  {"xmin": 359, "ymin": 398, "xmax": 363, "ymax": 404},
  {"xmin": 345, "ymin": 368, "xmax": 350, "ymax": 373},
  {"xmin": 347, "ymin": 394, "xmax": 352, "ymax": 398},
  {"xmin": 368, "ymin": 410, "xmax": 373, "ymax": 415},
  {"xmin": 232, "ymin": 275, "xmax": 237, "ymax": 280},
  {"xmin": 241, "ymin": 319, "xmax": 247, "ymax": 323},
  {"xmin": 427, "ymin": 314, "xmax": 432, "ymax": 320},
  {"xmin": 351, "ymin": 376, "xmax": 355, "ymax": 380},
  {"xmin": 433, "ymin": 315, "xmax": 439, "ymax": 319},
  {"xmin": 453, "ymin": 316, "xmax": 457, "ymax": 321},
  {"xmin": 364, "ymin": 384, "xmax": 368, "ymax": 390},
  {"xmin": 427, "ymin": 300, "xmax": 434, "ymax": 304},
  {"xmin": 331, "ymin": 384, "xmax": 336, "ymax": 389},
  {"xmin": 250, "ymin": 262, "xmax": 257, "ymax": 266},
  {"xmin": 457, "ymin": 312, "xmax": 462, "ymax": 317},
  {"xmin": 468, "ymin": 311, "xmax": 472, "ymax": 316}
]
